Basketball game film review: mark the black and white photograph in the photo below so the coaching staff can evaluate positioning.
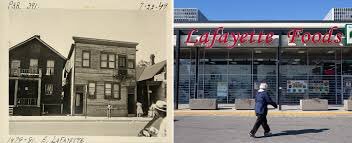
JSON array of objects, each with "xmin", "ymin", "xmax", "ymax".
[{"xmin": 3, "ymin": 0, "xmax": 172, "ymax": 142}]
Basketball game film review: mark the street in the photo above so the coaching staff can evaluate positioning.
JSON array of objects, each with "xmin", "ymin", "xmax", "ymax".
[
  {"xmin": 10, "ymin": 120, "xmax": 149, "ymax": 136},
  {"xmin": 175, "ymin": 116, "xmax": 352, "ymax": 143}
]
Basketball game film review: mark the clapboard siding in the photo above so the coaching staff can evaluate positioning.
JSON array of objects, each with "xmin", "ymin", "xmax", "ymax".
[{"xmin": 71, "ymin": 40, "xmax": 136, "ymax": 117}]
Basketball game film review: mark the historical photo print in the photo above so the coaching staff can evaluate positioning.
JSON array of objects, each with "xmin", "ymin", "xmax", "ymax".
[{"xmin": 6, "ymin": 0, "xmax": 171, "ymax": 142}]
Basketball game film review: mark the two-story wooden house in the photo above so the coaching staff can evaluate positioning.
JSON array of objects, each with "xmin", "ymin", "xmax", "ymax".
[
  {"xmin": 9, "ymin": 35, "xmax": 66, "ymax": 116},
  {"xmin": 64, "ymin": 36, "xmax": 138, "ymax": 117}
]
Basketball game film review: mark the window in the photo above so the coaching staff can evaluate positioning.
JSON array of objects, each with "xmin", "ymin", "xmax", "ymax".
[
  {"xmin": 109, "ymin": 54, "xmax": 115, "ymax": 68},
  {"xmin": 82, "ymin": 51, "xmax": 90, "ymax": 67},
  {"xmin": 88, "ymin": 82, "xmax": 96, "ymax": 99},
  {"xmin": 45, "ymin": 84, "xmax": 53, "ymax": 95},
  {"xmin": 101, "ymin": 53, "xmax": 115, "ymax": 68},
  {"xmin": 101, "ymin": 54, "xmax": 108, "ymax": 68},
  {"xmin": 128, "ymin": 59, "xmax": 135, "ymax": 69},
  {"xmin": 118, "ymin": 55, "xmax": 127, "ymax": 68},
  {"xmin": 46, "ymin": 60, "xmax": 55, "ymax": 75},
  {"xmin": 30, "ymin": 59, "xmax": 39, "ymax": 74},
  {"xmin": 104, "ymin": 83, "xmax": 112, "ymax": 99},
  {"xmin": 113, "ymin": 83, "xmax": 121, "ymax": 99}
]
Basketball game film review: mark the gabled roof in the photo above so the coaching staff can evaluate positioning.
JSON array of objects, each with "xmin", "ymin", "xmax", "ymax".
[
  {"xmin": 9, "ymin": 35, "xmax": 66, "ymax": 60},
  {"xmin": 138, "ymin": 60, "xmax": 166, "ymax": 81}
]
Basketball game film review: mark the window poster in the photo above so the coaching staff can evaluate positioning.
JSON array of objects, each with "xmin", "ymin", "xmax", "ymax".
[
  {"xmin": 217, "ymin": 82, "xmax": 228, "ymax": 97},
  {"xmin": 287, "ymin": 80, "xmax": 308, "ymax": 93},
  {"xmin": 309, "ymin": 80, "xmax": 329, "ymax": 94}
]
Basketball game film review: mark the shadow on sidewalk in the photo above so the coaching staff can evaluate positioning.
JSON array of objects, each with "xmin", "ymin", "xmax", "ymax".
[{"xmin": 257, "ymin": 128, "xmax": 329, "ymax": 138}]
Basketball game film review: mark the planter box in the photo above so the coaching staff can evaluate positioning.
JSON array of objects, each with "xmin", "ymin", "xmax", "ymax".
[
  {"xmin": 300, "ymin": 99, "xmax": 328, "ymax": 111},
  {"xmin": 234, "ymin": 99, "xmax": 255, "ymax": 110},
  {"xmin": 189, "ymin": 99, "xmax": 217, "ymax": 110},
  {"xmin": 344, "ymin": 100, "xmax": 352, "ymax": 111}
]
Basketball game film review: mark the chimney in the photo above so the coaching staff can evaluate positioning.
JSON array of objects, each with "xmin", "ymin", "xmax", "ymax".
[{"xmin": 150, "ymin": 54, "xmax": 155, "ymax": 65}]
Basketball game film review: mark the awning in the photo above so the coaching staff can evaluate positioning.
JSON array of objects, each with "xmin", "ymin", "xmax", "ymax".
[{"xmin": 137, "ymin": 61, "xmax": 166, "ymax": 81}]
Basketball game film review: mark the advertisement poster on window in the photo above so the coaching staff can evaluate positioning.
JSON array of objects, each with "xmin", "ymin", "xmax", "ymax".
[
  {"xmin": 287, "ymin": 80, "xmax": 308, "ymax": 93},
  {"xmin": 217, "ymin": 82, "xmax": 228, "ymax": 97},
  {"xmin": 309, "ymin": 80, "xmax": 329, "ymax": 94}
]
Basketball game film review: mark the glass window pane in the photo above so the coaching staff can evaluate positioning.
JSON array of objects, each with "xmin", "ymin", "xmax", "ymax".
[
  {"xmin": 109, "ymin": 54, "xmax": 115, "ymax": 62},
  {"xmin": 105, "ymin": 83, "xmax": 112, "ymax": 96},
  {"xmin": 101, "ymin": 54, "xmax": 107, "ymax": 60},
  {"xmin": 83, "ymin": 52, "xmax": 90, "ymax": 59},
  {"xmin": 109, "ymin": 61, "xmax": 115, "ymax": 68},
  {"xmin": 101, "ymin": 61, "xmax": 107, "ymax": 68},
  {"xmin": 89, "ymin": 83, "xmax": 95, "ymax": 95}
]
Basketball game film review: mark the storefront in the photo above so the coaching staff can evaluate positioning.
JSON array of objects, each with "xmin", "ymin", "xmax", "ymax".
[{"xmin": 174, "ymin": 22, "xmax": 352, "ymax": 108}]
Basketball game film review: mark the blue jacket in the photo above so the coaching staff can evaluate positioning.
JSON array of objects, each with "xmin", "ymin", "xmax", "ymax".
[{"xmin": 255, "ymin": 91, "xmax": 278, "ymax": 115}]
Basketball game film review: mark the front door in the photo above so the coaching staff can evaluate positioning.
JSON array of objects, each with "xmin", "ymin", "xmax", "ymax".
[
  {"xmin": 75, "ymin": 93, "xmax": 83, "ymax": 114},
  {"xmin": 127, "ymin": 87, "xmax": 135, "ymax": 114}
]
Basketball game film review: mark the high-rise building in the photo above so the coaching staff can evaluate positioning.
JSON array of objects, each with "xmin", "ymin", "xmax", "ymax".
[
  {"xmin": 174, "ymin": 8, "xmax": 208, "ymax": 22},
  {"xmin": 324, "ymin": 8, "xmax": 352, "ymax": 21}
]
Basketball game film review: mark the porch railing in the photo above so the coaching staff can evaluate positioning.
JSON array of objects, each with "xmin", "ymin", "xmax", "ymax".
[
  {"xmin": 17, "ymin": 98, "xmax": 37, "ymax": 106},
  {"xmin": 10, "ymin": 68, "xmax": 42, "ymax": 77}
]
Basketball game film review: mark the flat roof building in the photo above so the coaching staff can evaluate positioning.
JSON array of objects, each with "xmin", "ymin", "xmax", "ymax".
[
  {"xmin": 324, "ymin": 8, "xmax": 352, "ymax": 21},
  {"xmin": 174, "ymin": 8, "xmax": 208, "ymax": 22},
  {"xmin": 174, "ymin": 21, "xmax": 352, "ymax": 109}
]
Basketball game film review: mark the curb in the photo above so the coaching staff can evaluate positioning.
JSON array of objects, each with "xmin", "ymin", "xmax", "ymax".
[{"xmin": 175, "ymin": 110, "xmax": 352, "ymax": 117}]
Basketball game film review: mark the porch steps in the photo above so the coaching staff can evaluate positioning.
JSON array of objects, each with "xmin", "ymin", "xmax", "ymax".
[{"xmin": 9, "ymin": 106, "xmax": 14, "ymax": 116}]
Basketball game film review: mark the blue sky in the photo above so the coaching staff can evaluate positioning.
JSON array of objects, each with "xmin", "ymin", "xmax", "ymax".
[{"xmin": 175, "ymin": 0, "xmax": 352, "ymax": 20}]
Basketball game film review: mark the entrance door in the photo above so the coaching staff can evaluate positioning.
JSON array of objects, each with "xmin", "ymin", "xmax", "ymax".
[
  {"xmin": 9, "ymin": 80, "xmax": 15, "ymax": 105},
  {"xmin": 127, "ymin": 87, "xmax": 135, "ymax": 114},
  {"xmin": 75, "ymin": 93, "xmax": 83, "ymax": 114}
]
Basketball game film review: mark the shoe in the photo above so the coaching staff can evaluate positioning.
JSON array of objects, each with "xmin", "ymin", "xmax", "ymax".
[
  {"xmin": 249, "ymin": 132, "xmax": 255, "ymax": 138},
  {"xmin": 264, "ymin": 132, "xmax": 272, "ymax": 137}
]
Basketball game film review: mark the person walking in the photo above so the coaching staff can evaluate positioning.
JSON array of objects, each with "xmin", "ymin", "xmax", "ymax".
[{"xmin": 249, "ymin": 82, "xmax": 278, "ymax": 138}]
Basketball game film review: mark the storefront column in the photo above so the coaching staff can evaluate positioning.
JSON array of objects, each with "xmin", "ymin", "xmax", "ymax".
[
  {"xmin": 175, "ymin": 30, "xmax": 181, "ymax": 109},
  {"xmin": 276, "ymin": 33, "xmax": 282, "ymax": 110},
  {"xmin": 195, "ymin": 46, "xmax": 199, "ymax": 99}
]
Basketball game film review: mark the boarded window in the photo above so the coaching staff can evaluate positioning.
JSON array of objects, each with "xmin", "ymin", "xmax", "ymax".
[{"xmin": 113, "ymin": 83, "xmax": 120, "ymax": 99}]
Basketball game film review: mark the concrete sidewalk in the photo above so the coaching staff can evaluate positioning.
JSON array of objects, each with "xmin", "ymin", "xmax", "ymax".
[
  {"xmin": 175, "ymin": 104, "xmax": 352, "ymax": 117},
  {"xmin": 9, "ymin": 116, "xmax": 153, "ymax": 122}
]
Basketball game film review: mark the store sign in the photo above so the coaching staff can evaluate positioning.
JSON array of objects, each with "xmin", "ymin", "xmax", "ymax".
[
  {"xmin": 184, "ymin": 26, "xmax": 344, "ymax": 48},
  {"xmin": 288, "ymin": 26, "xmax": 342, "ymax": 44},
  {"xmin": 346, "ymin": 24, "xmax": 352, "ymax": 45}
]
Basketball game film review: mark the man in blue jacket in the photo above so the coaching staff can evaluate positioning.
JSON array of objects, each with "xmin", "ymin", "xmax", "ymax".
[{"xmin": 249, "ymin": 82, "xmax": 278, "ymax": 138}]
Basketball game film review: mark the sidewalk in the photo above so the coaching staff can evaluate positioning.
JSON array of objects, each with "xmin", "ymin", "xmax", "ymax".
[
  {"xmin": 9, "ymin": 115, "xmax": 153, "ymax": 122},
  {"xmin": 175, "ymin": 104, "xmax": 352, "ymax": 117}
]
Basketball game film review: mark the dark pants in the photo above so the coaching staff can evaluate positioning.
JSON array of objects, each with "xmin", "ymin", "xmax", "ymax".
[{"xmin": 250, "ymin": 113, "xmax": 270, "ymax": 135}]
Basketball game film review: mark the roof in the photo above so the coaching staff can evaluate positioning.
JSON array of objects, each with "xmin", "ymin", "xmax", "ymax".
[
  {"xmin": 137, "ymin": 60, "xmax": 166, "ymax": 81},
  {"xmin": 9, "ymin": 35, "xmax": 66, "ymax": 60},
  {"xmin": 175, "ymin": 21, "xmax": 352, "ymax": 29},
  {"xmin": 72, "ymin": 36, "xmax": 139, "ymax": 48}
]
